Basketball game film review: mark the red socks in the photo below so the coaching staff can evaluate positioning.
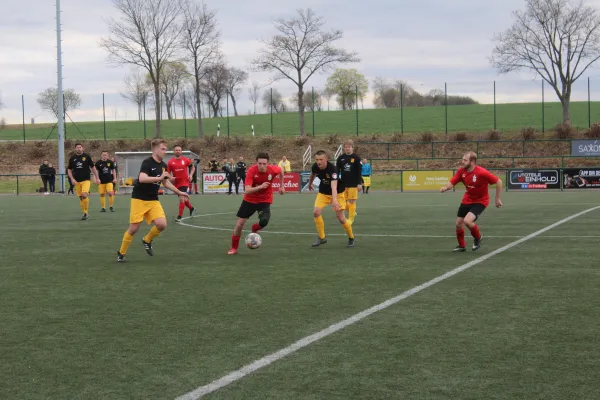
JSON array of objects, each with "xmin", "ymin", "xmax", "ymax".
[
  {"xmin": 469, "ymin": 224, "xmax": 481, "ymax": 240},
  {"xmin": 456, "ymin": 228, "xmax": 466, "ymax": 248},
  {"xmin": 231, "ymin": 235, "xmax": 241, "ymax": 249},
  {"xmin": 194, "ymin": 184, "xmax": 199, "ymax": 193},
  {"xmin": 178, "ymin": 202, "xmax": 185, "ymax": 217},
  {"xmin": 184, "ymin": 200, "xmax": 193, "ymax": 209},
  {"xmin": 252, "ymin": 223, "xmax": 262, "ymax": 233}
]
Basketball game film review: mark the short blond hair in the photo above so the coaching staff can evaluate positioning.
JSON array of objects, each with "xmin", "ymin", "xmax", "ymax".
[
  {"xmin": 151, "ymin": 139, "xmax": 167, "ymax": 149},
  {"xmin": 344, "ymin": 139, "xmax": 354, "ymax": 147}
]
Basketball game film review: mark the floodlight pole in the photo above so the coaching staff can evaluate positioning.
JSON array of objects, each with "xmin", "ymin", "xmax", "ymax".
[{"xmin": 56, "ymin": 0, "xmax": 66, "ymax": 193}]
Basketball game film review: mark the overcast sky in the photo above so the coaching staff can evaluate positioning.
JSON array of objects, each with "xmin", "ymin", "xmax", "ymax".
[{"xmin": 2, "ymin": 0, "xmax": 600, "ymax": 124}]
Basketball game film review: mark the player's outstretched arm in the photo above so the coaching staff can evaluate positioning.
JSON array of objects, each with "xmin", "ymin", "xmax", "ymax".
[
  {"xmin": 308, "ymin": 173, "xmax": 316, "ymax": 191},
  {"xmin": 440, "ymin": 182, "xmax": 454, "ymax": 193},
  {"xmin": 278, "ymin": 169, "xmax": 285, "ymax": 194}
]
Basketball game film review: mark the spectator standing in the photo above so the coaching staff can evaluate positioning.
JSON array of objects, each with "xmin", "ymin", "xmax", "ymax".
[
  {"xmin": 236, "ymin": 156, "xmax": 247, "ymax": 192},
  {"xmin": 47, "ymin": 163, "xmax": 57, "ymax": 194},
  {"xmin": 278, "ymin": 156, "xmax": 291, "ymax": 172},
  {"xmin": 39, "ymin": 160, "xmax": 50, "ymax": 194}
]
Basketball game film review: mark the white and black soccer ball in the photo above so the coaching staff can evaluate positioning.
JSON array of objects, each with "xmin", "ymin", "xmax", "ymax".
[{"xmin": 245, "ymin": 233, "xmax": 262, "ymax": 249}]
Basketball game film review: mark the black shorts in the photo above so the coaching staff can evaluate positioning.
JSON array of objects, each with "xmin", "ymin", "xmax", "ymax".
[
  {"xmin": 177, "ymin": 186, "xmax": 189, "ymax": 193},
  {"xmin": 236, "ymin": 200, "xmax": 270, "ymax": 219},
  {"xmin": 457, "ymin": 203, "xmax": 486, "ymax": 221},
  {"xmin": 190, "ymin": 176, "xmax": 197, "ymax": 183}
]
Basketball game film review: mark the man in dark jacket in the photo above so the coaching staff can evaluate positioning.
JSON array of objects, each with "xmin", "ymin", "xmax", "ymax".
[
  {"xmin": 47, "ymin": 163, "xmax": 57, "ymax": 194},
  {"xmin": 39, "ymin": 160, "xmax": 50, "ymax": 194},
  {"xmin": 236, "ymin": 156, "xmax": 247, "ymax": 192}
]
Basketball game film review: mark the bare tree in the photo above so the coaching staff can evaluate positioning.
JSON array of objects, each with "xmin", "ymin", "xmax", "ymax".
[
  {"xmin": 177, "ymin": 85, "xmax": 197, "ymax": 118},
  {"xmin": 322, "ymin": 87, "xmax": 334, "ymax": 111},
  {"xmin": 161, "ymin": 61, "xmax": 189, "ymax": 119},
  {"xmin": 225, "ymin": 67, "xmax": 248, "ymax": 116},
  {"xmin": 253, "ymin": 8, "xmax": 359, "ymax": 135},
  {"xmin": 491, "ymin": 0, "xmax": 600, "ymax": 124},
  {"xmin": 100, "ymin": 0, "xmax": 183, "ymax": 138},
  {"xmin": 37, "ymin": 88, "xmax": 82, "ymax": 117},
  {"xmin": 248, "ymin": 81, "xmax": 262, "ymax": 114},
  {"xmin": 303, "ymin": 89, "xmax": 322, "ymax": 111},
  {"xmin": 181, "ymin": 1, "xmax": 219, "ymax": 137},
  {"xmin": 262, "ymin": 88, "xmax": 285, "ymax": 113},
  {"xmin": 201, "ymin": 61, "xmax": 229, "ymax": 117},
  {"xmin": 121, "ymin": 70, "xmax": 150, "ymax": 120}
]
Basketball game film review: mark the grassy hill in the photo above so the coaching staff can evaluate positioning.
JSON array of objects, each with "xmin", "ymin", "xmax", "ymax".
[{"xmin": 1, "ymin": 101, "xmax": 599, "ymax": 141}]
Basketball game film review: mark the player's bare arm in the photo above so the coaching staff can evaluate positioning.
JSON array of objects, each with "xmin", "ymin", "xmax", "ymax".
[
  {"xmin": 495, "ymin": 179, "xmax": 503, "ymax": 207},
  {"xmin": 308, "ymin": 173, "xmax": 315, "ymax": 191},
  {"xmin": 112, "ymin": 169, "xmax": 117, "ymax": 184},
  {"xmin": 67, "ymin": 168, "xmax": 76, "ymax": 185},
  {"xmin": 189, "ymin": 164, "xmax": 196, "ymax": 182},
  {"xmin": 331, "ymin": 180, "xmax": 340, "ymax": 211},
  {"xmin": 91, "ymin": 166, "xmax": 100, "ymax": 184},
  {"xmin": 440, "ymin": 182, "xmax": 454, "ymax": 193},
  {"xmin": 163, "ymin": 178, "xmax": 189, "ymax": 197},
  {"xmin": 278, "ymin": 169, "xmax": 285, "ymax": 195}
]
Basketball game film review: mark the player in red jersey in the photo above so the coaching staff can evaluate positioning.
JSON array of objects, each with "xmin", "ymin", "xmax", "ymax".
[
  {"xmin": 168, "ymin": 145, "xmax": 196, "ymax": 222},
  {"xmin": 440, "ymin": 151, "xmax": 503, "ymax": 252},
  {"xmin": 228, "ymin": 152, "xmax": 285, "ymax": 255}
]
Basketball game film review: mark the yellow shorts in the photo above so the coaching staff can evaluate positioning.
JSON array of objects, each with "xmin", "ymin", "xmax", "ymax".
[
  {"xmin": 129, "ymin": 199, "xmax": 166, "ymax": 225},
  {"xmin": 75, "ymin": 180, "xmax": 91, "ymax": 197},
  {"xmin": 98, "ymin": 183, "xmax": 114, "ymax": 195},
  {"xmin": 362, "ymin": 176, "xmax": 371, "ymax": 187},
  {"xmin": 314, "ymin": 193, "xmax": 347, "ymax": 210},
  {"xmin": 344, "ymin": 187, "xmax": 359, "ymax": 201}
]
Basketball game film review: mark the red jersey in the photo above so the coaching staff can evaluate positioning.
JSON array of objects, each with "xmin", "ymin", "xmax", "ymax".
[
  {"xmin": 450, "ymin": 165, "xmax": 498, "ymax": 207},
  {"xmin": 167, "ymin": 156, "xmax": 192, "ymax": 188},
  {"xmin": 243, "ymin": 164, "xmax": 282, "ymax": 204}
]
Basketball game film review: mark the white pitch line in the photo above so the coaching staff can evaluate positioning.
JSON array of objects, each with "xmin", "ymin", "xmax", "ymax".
[{"xmin": 175, "ymin": 205, "xmax": 600, "ymax": 400}]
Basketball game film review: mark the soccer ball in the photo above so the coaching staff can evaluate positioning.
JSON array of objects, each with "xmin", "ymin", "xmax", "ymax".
[{"xmin": 245, "ymin": 233, "xmax": 262, "ymax": 249}]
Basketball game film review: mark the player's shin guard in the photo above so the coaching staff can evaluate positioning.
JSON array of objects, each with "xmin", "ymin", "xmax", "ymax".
[
  {"xmin": 100, "ymin": 196, "xmax": 106, "ymax": 209},
  {"xmin": 82, "ymin": 198, "xmax": 89, "ymax": 213},
  {"xmin": 109, "ymin": 195, "xmax": 114, "ymax": 207},
  {"xmin": 231, "ymin": 234, "xmax": 241, "ymax": 249},
  {"xmin": 119, "ymin": 231, "xmax": 133, "ymax": 255},
  {"xmin": 342, "ymin": 220, "xmax": 354, "ymax": 239},
  {"xmin": 184, "ymin": 200, "xmax": 193, "ymax": 209},
  {"xmin": 314, "ymin": 216, "xmax": 326, "ymax": 239},
  {"xmin": 144, "ymin": 226, "xmax": 161, "ymax": 243},
  {"xmin": 348, "ymin": 202, "xmax": 357, "ymax": 219},
  {"xmin": 178, "ymin": 202, "xmax": 185, "ymax": 217},
  {"xmin": 456, "ymin": 228, "xmax": 466, "ymax": 248},
  {"xmin": 468, "ymin": 224, "xmax": 481, "ymax": 240},
  {"xmin": 251, "ymin": 223, "xmax": 261, "ymax": 233}
]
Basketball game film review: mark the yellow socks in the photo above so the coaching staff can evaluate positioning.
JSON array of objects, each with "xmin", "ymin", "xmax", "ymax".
[
  {"xmin": 109, "ymin": 195, "xmax": 114, "ymax": 208},
  {"xmin": 342, "ymin": 220, "xmax": 354, "ymax": 239},
  {"xmin": 119, "ymin": 231, "xmax": 133, "ymax": 255},
  {"xmin": 144, "ymin": 226, "xmax": 161, "ymax": 243},
  {"xmin": 100, "ymin": 196, "xmax": 106, "ymax": 209},
  {"xmin": 314, "ymin": 216, "xmax": 326, "ymax": 239},
  {"xmin": 348, "ymin": 202, "xmax": 357, "ymax": 220},
  {"xmin": 80, "ymin": 197, "xmax": 89, "ymax": 213}
]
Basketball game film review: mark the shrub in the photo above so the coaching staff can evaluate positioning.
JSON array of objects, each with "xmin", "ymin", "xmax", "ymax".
[
  {"xmin": 585, "ymin": 123, "xmax": 600, "ymax": 138},
  {"xmin": 325, "ymin": 133, "xmax": 339, "ymax": 145},
  {"xmin": 230, "ymin": 136, "xmax": 247, "ymax": 148},
  {"xmin": 29, "ymin": 147, "xmax": 47, "ymax": 159},
  {"xmin": 203, "ymin": 135, "xmax": 217, "ymax": 147},
  {"xmin": 6, "ymin": 142, "xmax": 18, "ymax": 151},
  {"xmin": 420, "ymin": 132, "xmax": 435, "ymax": 142},
  {"xmin": 293, "ymin": 135, "xmax": 311, "ymax": 147},
  {"xmin": 555, "ymin": 123, "xmax": 574, "ymax": 139},
  {"xmin": 520, "ymin": 127, "xmax": 536, "ymax": 140},
  {"xmin": 390, "ymin": 132, "xmax": 403, "ymax": 142},
  {"xmin": 259, "ymin": 135, "xmax": 278, "ymax": 148},
  {"xmin": 452, "ymin": 132, "xmax": 469, "ymax": 142},
  {"xmin": 0, "ymin": 118, "xmax": 6, "ymax": 130},
  {"xmin": 486, "ymin": 129, "xmax": 501, "ymax": 141},
  {"xmin": 216, "ymin": 138, "xmax": 231, "ymax": 153},
  {"xmin": 89, "ymin": 140, "xmax": 101, "ymax": 150}
]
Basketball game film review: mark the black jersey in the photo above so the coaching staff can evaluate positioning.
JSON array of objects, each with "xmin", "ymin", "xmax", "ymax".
[
  {"xmin": 236, "ymin": 161, "xmax": 247, "ymax": 176},
  {"xmin": 68, "ymin": 153, "xmax": 94, "ymax": 182},
  {"xmin": 131, "ymin": 157, "xmax": 167, "ymax": 201},
  {"xmin": 95, "ymin": 160, "xmax": 116, "ymax": 184},
  {"xmin": 336, "ymin": 152, "xmax": 362, "ymax": 187},
  {"xmin": 208, "ymin": 160, "xmax": 219, "ymax": 172},
  {"xmin": 312, "ymin": 162, "xmax": 345, "ymax": 195}
]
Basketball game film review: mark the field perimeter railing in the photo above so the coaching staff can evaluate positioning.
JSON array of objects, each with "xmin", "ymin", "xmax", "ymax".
[
  {"xmin": 370, "ymin": 155, "xmax": 600, "ymax": 169},
  {"xmin": 359, "ymin": 139, "xmax": 581, "ymax": 160}
]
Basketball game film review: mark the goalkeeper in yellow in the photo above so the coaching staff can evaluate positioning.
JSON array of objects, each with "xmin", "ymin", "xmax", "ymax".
[
  {"xmin": 95, "ymin": 151, "xmax": 117, "ymax": 212},
  {"xmin": 336, "ymin": 139, "xmax": 362, "ymax": 224}
]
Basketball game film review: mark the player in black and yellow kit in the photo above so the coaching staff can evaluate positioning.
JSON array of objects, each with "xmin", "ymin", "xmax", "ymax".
[
  {"xmin": 95, "ymin": 151, "xmax": 117, "ymax": 212},
  {"xmin": 336, "ymin": 139, "xmax": 362, "ymax": 225},
  {"xmin": 309, "ymin": 150, "xmax": 355, "ymax": 247},
  {"xmin": 67, "ymin": 143, "xmax": 100, "ymax": 220},
  {"xmin": 117, "ymin": 139, "xmax": 189, "ymax": 262}
]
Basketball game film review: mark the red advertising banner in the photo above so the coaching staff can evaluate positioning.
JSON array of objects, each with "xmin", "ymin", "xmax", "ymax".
[{"xmin": 271, "ymin": 172, "xmax": 300, "ymax": 193}]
